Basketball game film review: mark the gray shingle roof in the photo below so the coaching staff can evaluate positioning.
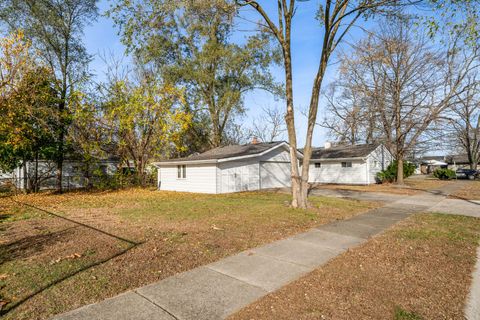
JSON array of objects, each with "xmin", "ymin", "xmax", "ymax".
[
  {"xmin": 445, "ymin": 154, "xmax": 479, "ymax": 164},
  {"xmin": 311, "ymin": 143, "xmax": 379, "ymax": 160},
  {"xmin": 159, "ymin": 141, "xmax": 286, "ymax": 162}
]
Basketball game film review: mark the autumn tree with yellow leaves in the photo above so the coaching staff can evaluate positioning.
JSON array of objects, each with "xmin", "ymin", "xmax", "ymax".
[
  {"xmin": 100, "ymin": 76, "xmax": 192, "ymax": 186},
  {"xmin": 0, "ymin": 31, "xmax": 59, "ymax": 192}
]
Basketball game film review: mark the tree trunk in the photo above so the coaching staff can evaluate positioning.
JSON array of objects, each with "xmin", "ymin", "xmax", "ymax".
[
  {"xmin": 396, "ymin": 157, "xmax": 404, "ymax": 184},
  {"xmin": 56, "ymin": 97, "xmax": 66, "ymax": 193},
  {"xmin": 282, "ymin": 32, "xmax": 303, "ymax": 209},
  {"xmin": 22, "ymin": 158, "xmax": 28, "ymax": 193},
  {"xmin": 34, "ymin": 151, "xmax": 39, "ymax": 193}
]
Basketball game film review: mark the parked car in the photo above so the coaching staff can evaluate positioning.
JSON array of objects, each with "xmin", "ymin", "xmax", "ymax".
[{"xmin": 455, "ymin": 168, "xmax": 479, "ymax": 180}]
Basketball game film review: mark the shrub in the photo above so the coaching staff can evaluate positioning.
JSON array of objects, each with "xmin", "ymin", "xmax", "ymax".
[
  {"xmin": 376, "ymin": 160, "xmax": 416, "ymax": 183},
  {"xmin": 433, "ymin": 168, "xmax": 456, "ymax": 180}
]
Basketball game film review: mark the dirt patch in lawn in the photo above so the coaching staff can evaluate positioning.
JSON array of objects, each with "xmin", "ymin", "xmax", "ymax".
[
  {"xmin": 230, "ymin": 213, "xmax": 480, "ymax": 320},
  {"xmin": 0, "ymin": 189, "xmax": 380, "ymax": 320},
  {"xmin": 314, "ymin": 178, "xmax": 452, "ymax": 196},
  {"xmin": 449, "ymin": 181, "xmax": 480, "ymax": 200}
]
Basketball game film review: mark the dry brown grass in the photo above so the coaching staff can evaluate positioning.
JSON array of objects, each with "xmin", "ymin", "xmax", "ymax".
[
  {"xmin": 315, "ymin": 177, "xmax": 452, "ymax": 195},
  {"xmin": 450, "ymin": 181, "xmax": 480, "ymax": 200},
  {"xmin": 0, "ymin": 189, "xmax": 380, "ymax": 320},
  {"xmin": 230, "ymin": 213, "xmax": 480, "ymax": 320}
]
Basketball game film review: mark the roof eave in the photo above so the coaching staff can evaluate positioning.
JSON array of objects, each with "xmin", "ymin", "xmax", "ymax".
[
  {"xmin": 152, "ymin": 159, "xmax": 218, "ymax": 166},
  {"xmin": 309, "ymin": 156, "xmax": 366, "ymax": 162}
]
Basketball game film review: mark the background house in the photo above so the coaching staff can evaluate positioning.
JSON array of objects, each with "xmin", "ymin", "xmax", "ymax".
[
  {"xmin": 417, "ymin": 156, "xmax": 448, "ymax": 174},
  {"xmin": 308, "ymin": 143, "xmax": 393, "ymax": 185},
  {"xmin": 0, "ymin": 158, "xmax": 123, "ymax": 191},
  {"xmin": 445, "ymin": 154, "xmax": 480, "ymax": 170},
  {"xmin": 154, "ymin": 141, "xmax": 301, "ymax": 194},
  {"xmin": 415, "ymin": 154, "xmax": 479, "ymax": 174}
]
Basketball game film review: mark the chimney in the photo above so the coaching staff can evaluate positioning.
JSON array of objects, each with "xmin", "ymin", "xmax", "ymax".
[
  {"xmin": 324, "ymin": 141, "xmax": 332, "ymax": 149},
  {"xmin": 252, "ymin": 136, "xmax": 259, "ymax": 145}
]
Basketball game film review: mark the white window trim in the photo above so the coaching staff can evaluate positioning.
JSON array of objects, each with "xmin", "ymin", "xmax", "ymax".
[
  {"xmin": 177, "ymin": 165, "xmax": 187, "ymax": 179},
  {"xmin": 341, "ymin": 161, "xmax": 353, "ymax": 168}
]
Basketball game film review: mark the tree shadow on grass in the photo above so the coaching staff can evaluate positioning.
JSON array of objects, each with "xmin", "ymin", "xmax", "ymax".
[
  {"xmin": 0, "ymin": 226, "xmax": 78, "ymax": 265},
  {"xmin": 0, "ymin": 200, "xmax": 143, "ymax": 317}
]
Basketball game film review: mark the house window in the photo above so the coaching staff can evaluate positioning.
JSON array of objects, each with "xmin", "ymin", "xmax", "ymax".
[
  {"xmin": 373, "ymin": 161, "xmax": 379, "ymax": 168},
  {"xmin": 177, "ymin": 165, "xmax": 186, "ymax": 179},
  {"xmin": 341, "ymin": 162, "xmax": 352, "ymax": 168},
  {"xmin": 314, "ymin": 163, "xmax": 321, "ymax": 168}
]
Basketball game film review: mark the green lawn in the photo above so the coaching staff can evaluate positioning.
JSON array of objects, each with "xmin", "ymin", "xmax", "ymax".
[{"xmin": 0, "ymin": 189, "xmax": 380, "ymax": 320}]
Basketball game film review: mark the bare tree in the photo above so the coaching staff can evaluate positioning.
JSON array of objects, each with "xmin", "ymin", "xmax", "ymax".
[
  {"xmin": 249, "ymin": 105, "xmax": 287, "ymax": 142},
  {"xmin": 236, "ymin": 0, "xmax": 421, "ymax": 208},
  {"xmin": 446, "ymin": 76, "xmax": 480, "ymax": 169},
  {"xmin": 325, "ymin": 19, "xmax": 479, "ymax": 183},
  {"xmin": 319, "ymin": 83, "xmax": 378, "ymax": 145}
]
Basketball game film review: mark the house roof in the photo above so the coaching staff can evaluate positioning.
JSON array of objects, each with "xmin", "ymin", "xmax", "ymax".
[
  {"xmin": 156, "ymin": 141, "xmax": 295, "ymax": 165},
  {"xmin": 445, "ymin": 154, "xmax": 479, "ymax": 164},
  {"xmin": 419, "ymin": 155, "xmax": 445, "ymax": 163},
  {"xmin": 310, "ymin": 143, "xmax": 380, "ymax": 160}
]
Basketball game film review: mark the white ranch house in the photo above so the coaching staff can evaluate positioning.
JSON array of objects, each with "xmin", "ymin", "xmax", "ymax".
[
  {"xmin": 308, "ymin": 143, "xmax": 393, "ymax": 185},
  {"xmin": 155, "ymin": 142, "xmax": 393, "ymax": 194},
  {"xmin": 154, "ymin": 142, "xmax": 300, "ymax": 194}
]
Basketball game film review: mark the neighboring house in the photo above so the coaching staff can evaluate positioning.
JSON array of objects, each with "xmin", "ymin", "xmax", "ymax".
[
  {"xmin": 154, "ymin": 141, "xmax": 301, "ymax": 194},
  {"xmin": 417, "ymin": 156, "xmax": 448, "ymax": 174},
  {"xmin": 445, "ymin": 154, "xmax": 480, "ymax": 170},
  {"xmin": 416, "ymin": 154, "xmax": 479, "ymax": 174},
  {"xmin": 0, "ymin": 159, "xmax": 121, "ymax": 190},
  {"xmin": 308, "ymin": 143, "xmax": 393, "ymax": 185}
]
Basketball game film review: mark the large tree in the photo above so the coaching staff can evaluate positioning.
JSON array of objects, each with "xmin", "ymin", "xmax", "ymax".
[
  {"xmin": 0, "ymin": 0, "xmax": 98, "ymax": 192},
  {"xmin": 108, "ymin": 0, "xmax": 281, "ymax": 149},
  {"xmin": 236, "ymin": 0, "xmax": 427, "ymax": 207},
  {"xmin": 100, "ymin": 75, "xmax": 192, "ymax": 186},
  {"xmin": 0, "ymin": 31, "xmax": 58, "ymax": 192},
  {"xmin": 237, "ymin": 0, "xmax": 480, "ymax": 206},
  {"xmin": 447, "ymin": 76, "xmax": 480, "ymax": 170},
  {"xmin": 323, "ymin": 19, "xmax": 478, "ymax": 182}
]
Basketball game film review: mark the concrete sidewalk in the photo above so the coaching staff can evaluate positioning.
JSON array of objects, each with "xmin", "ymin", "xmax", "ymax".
[
  {"xmin": 428, "ymin": 199, "xmax": 480, "ymax": 218},
  {"xmin": 309, "ymin": 188, "xmax": 405, "ymax": 202},
  {"xmin": 53, "ymin": 185, "xmax": 460, "ymax": 320},
  {"xmin": 466, "ymin": 246, "xmax": 480, "ymax": 320}
]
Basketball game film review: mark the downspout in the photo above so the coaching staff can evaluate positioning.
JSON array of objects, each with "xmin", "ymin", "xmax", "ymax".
[
  {"xmin": 381, "ymin": 145, "xmax": 385, "ymax": 171},
  {"xmin": 365, "ymin": 157, "xmax": 369, "ymax": 185}
]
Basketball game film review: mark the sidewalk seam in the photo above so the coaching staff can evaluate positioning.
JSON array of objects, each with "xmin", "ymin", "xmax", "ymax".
[
  {"xmin": 133, "ymin": 291, "xmax": 180, "ymax": 320},
  {"xmin": 205, "ymin": 267, "xmax": 270, "ymax": 293}
]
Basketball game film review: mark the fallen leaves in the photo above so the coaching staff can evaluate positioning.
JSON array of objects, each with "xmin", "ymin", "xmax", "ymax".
[
  {"xmin": 229, "ymin": 213, "xmax": 480, "ymax": 320},
  {"xmin": 211, "ymin": 224, "xmax": 224, "ymax": 231},
  {"xmin": 50, "ymin": 253, "xmax": 82, "ymax": 265},
  {"xmin": 0, "ymin": 299, "xmax": 9, "ymax": 311}
]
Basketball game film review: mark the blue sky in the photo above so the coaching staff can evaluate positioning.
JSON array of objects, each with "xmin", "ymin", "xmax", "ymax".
[{"xmin": 83, "ymin": 0, "xmax": 371, "ymax": 147}]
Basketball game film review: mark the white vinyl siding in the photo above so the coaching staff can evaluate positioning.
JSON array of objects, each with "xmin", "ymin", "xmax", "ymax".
[
  {"xmin": 367, "ymin": 145, "xmax": 393, "ymax": 184},
  {"xmin": 308, "ymin": 160, "xmax": 368, "ymax": 184},
  {"xmin": 308, "ymin": 145, "xmax": 393, "ymax": 185},
  {"xmin": 258, "ymin": 147, "xmax": 291, "ymax": 162},
  {"xmin": 260, "ymin": 161, "xmax": 291, "ymax": 189},
  {"xmin": 159, "ymin": 164, "xmax": 217, "ymax": 193},
  {"xmin": 217, "ymin": 160, "xmax": 259, "ymax": 193},
  {"xmin": 157, "ymin": 145, "xmax": 294, "ymax": 194}
]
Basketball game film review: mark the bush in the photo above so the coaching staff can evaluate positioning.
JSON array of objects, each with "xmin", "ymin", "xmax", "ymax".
[
  {"xmin": 433, "ymin": 168, "xmax": 456, "ymax": 180},
  {"xmin": 376, "ymin": 160, "xmax": 416, "ymax": 183}
]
